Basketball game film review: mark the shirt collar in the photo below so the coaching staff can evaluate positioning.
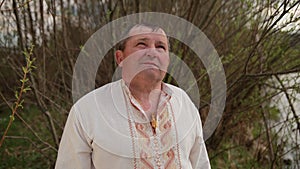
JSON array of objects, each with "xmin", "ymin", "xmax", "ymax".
[
  {"xmin": 121, "ymin": 79, "xmax": 172, "ymax": 113},
  {"xmin": 121, "ymin": 79, "xmax": 173, "ymax": 99}
]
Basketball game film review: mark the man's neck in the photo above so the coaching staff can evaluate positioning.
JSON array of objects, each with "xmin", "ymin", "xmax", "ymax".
[{"xmin": 126, "ymin": 79, "xmax": 162, "ymax": 114}]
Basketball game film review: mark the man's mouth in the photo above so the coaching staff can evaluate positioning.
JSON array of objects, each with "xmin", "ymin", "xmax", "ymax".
[{"xmin": 142, "ymin": 62, "xmax": 159, "ymax": 68}]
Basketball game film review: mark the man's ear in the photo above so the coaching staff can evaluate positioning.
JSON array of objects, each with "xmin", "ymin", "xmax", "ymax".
[{"xmin": 115, "ymin": 50, "xmax": 124, "ymax": 67}]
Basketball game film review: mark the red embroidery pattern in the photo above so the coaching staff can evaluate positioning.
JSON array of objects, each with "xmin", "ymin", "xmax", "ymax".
[
  {"xmin": 164, "ymin": 149, "xmax": 175, "ymax": 168},
  {"xmin": 170, "ymin": 104, "xmax": 182, "ymax": 169},
  {"xmin": 131, "ymin": 106, "xmax": 181, "ymax": 169},
  {"xmin": 123, "ymin": 81, "xmax": 182, "ymax": 168}
]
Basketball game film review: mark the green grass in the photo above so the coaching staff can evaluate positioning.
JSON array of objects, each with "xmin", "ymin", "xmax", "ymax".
[{"xmin": 0, "ymin": 105, "xmax": 57, "ymax": 169}]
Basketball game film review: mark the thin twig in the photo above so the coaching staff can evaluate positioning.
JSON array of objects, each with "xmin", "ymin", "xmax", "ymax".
[
  {"xmin": 0, "ymin": 0, "xmax": 34, "ymax": 12},
  {"xmin": 275, "ymin": 75, "xmax": 300, "ymax": 135},
  {"xmin": 14, "ymin": 112, "xmax": 57, "ymax": 152},
  {"xmin": 0, "ymin": 46, "xmax": 35, "ymax": 147},
  {"xmin": 0, "ymin": 0, "xmax": 5, "ymax": 9},
  {"xmin": 0, "ymin": 59, "xmax": 29, "ymax": 147},
  {"xmin": 246, "ymin": 68, "xmax": 300, "ymax": 77}
]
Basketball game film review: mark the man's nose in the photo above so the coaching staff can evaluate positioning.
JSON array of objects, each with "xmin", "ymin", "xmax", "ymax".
[{"xmin": 145, "ymin": 47, "xmax": 159, "ymax": 58}]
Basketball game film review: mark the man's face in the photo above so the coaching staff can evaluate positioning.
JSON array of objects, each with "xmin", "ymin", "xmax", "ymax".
[{"xmin": 116, "ymin": 26, "xmax": 170, "ymax": 84}]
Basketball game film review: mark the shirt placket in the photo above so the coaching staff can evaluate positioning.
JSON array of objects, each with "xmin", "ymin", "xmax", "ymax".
[{"xmin": 121, "ymin": 81, "xmax": 173, "ymax": 169}]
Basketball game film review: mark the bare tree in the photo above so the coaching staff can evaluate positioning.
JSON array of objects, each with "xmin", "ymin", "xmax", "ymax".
[{"xmin": 0, "ymin": 0, "xmax": 299, "ymax": 168}]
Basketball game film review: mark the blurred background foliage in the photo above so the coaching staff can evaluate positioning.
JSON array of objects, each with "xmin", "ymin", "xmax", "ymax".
[{"xmin": 0, "ymin": 0, "xmax": 300, "ymax": 168}]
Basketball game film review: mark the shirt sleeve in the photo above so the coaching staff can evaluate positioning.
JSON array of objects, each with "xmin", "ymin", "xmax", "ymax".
[
  {"xmin": 189, "ymin": 110, "xmax": 211, "ymax": 169},
  {"xmin": 55, "ymin": 107, "xmax": 93, "ymax": 169}
]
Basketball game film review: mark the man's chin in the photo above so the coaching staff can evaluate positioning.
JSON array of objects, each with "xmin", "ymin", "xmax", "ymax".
[{"xmin": 141, "ymin": 69, "xmax": 165, "ymax": 82}]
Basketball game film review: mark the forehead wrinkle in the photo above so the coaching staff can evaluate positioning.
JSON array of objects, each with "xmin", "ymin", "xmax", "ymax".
[
  {"xmin": 131, "ymin": 33, "xmax": 168, "ymax": 40},
  {"xmin": 136, "ymin": 37, "xmax": 149, "ymax": 41},
  {"xmin": 130, "ymin": 33, "xmax": 168, "ymax": 43},
  {"xmin": 128, "ymin": 29, "xmax": 167, "ymax": 38}
]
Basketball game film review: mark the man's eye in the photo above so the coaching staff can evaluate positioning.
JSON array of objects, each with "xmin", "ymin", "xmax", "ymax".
[
  {"xmin": 136, "ymin": 42, "xmax": 146, "ymax": 47},
  {"xmin": 157, "ymin": 45, "xmax": 166, "ymax": 50}
]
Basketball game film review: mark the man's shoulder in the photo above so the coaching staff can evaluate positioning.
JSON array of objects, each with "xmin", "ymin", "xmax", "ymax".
[
  {"xmin": 74, "ymin": 80, "xmax": 121, "ymax": 106},
  {"xmin": 165, "ymin": 83, "xmax": 197, "ymax": 107},
  {"xmin": 164, "ymin": 83, "xmax": 188, "ymax": 97}
]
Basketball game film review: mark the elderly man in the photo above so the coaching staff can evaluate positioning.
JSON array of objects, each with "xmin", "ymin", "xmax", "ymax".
[{"xmin": 55, "ymin": 23, "xmax": 211, "ymax": 169}]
